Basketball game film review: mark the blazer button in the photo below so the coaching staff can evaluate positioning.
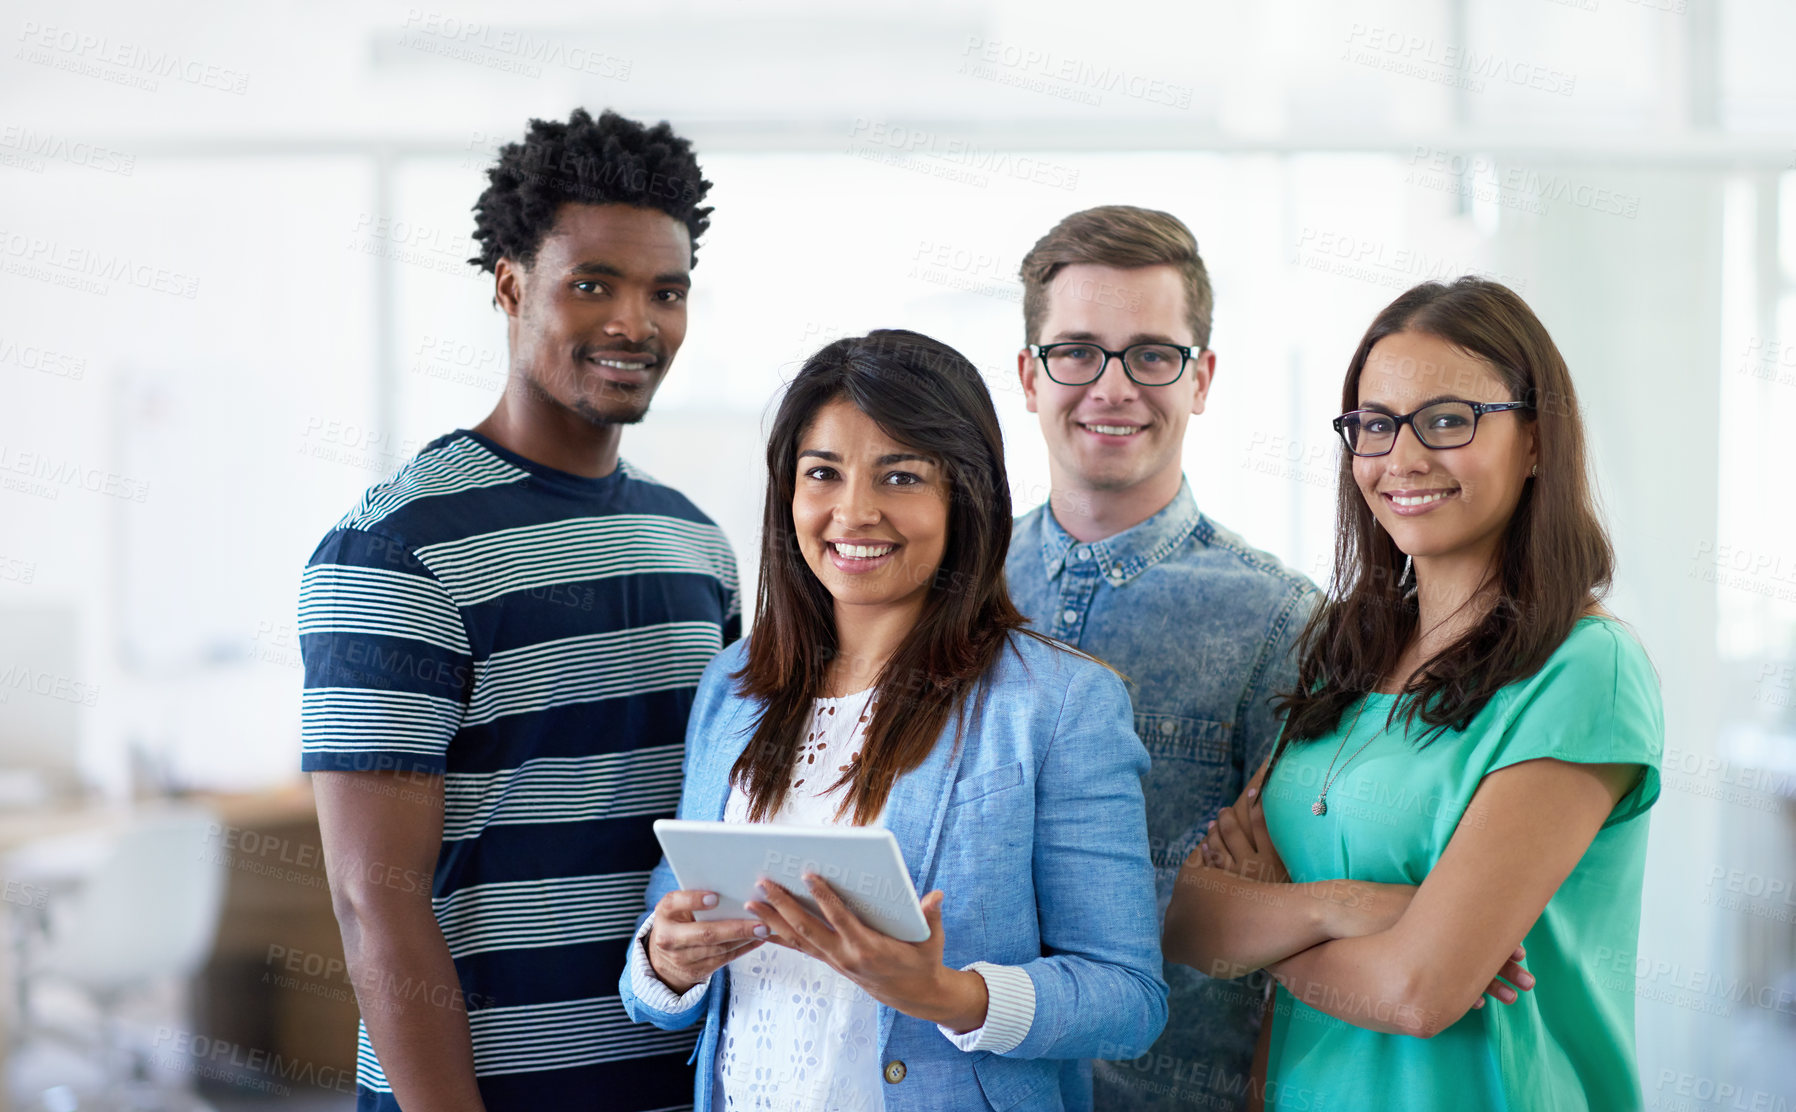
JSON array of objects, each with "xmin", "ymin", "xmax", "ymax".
[{"xmin": 883, "ymin": 1060, "xmax": 907, "ymax": 1084}]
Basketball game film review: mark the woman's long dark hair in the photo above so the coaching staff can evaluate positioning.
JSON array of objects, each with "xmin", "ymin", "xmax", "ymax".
[
  {"xmin": 731, "ymin": 330, "xmax": 1032, "ymax": 824},
  {"xmin": 1273, "ymin": 277, "xmax": 1614, "ymax": 752}
]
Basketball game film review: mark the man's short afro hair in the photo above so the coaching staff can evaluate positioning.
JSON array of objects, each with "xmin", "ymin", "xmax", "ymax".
[{"xmin": 468, "ymin": 107, "xmax": 714, "ymax": 273}]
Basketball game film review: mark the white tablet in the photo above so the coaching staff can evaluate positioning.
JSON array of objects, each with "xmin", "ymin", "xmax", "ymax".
[{"xmin": 653, "ymin": 819, "xmax": 931, "ymax": 943}]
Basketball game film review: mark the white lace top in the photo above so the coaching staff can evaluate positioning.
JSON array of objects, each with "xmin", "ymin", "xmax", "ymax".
[{"xmin": 715, "ymin": 688, "xmax": 884, "ymax": 1111}]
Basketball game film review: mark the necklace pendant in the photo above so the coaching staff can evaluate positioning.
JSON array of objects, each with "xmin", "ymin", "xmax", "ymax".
[{"xmin": 1312, "ymin": 797, "xmax": 1327, "ymax": 816}]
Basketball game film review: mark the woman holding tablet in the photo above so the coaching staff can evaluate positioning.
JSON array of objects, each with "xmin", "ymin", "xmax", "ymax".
[
  {"xmin": 619, "ymin": 329, "xmax": 1167, "ymax": 1110},
  {"xmin": 1162, "ymin": 278, "xmax": 1663, "ymax": 1110}
]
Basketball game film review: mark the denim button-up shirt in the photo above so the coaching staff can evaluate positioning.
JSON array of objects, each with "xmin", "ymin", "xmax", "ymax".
[{"xmin": 1006, "ymin": 477, "xmax": 1317, "ymax": 1112}]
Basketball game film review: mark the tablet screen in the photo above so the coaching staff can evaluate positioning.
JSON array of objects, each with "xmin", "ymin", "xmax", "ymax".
[{"xmin": 653, "ymin": 819, "xmax": 931, "ymax": 943}]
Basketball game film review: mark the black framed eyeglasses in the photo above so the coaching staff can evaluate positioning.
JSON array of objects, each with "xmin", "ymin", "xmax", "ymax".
[
  {"xmin": 1332, "ymin": 399, "xmax": 1534, "ymax": 457},
  {"xmin": 1029, "ymin": 341, "xmax": 1200, "ymax": 387}
]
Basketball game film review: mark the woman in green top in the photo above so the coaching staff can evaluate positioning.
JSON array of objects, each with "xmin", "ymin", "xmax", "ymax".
[{"xmin": 1163, "ymin": 276, "xmax": 1663, "ymax": 1111}]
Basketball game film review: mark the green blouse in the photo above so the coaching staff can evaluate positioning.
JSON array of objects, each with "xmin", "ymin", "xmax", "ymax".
[{"xmin": 1262, "ymin": 617, "xmax": 1663, "ymax": 1111}]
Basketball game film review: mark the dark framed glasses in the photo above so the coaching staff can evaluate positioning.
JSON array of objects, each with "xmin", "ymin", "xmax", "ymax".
[
  {"xmin": 1028, "ymin": 341, "xmax": 1200, "ymax": 387},
  {"xmin": 1333, "ymin": 399, "xmax": 1534, "ymax": 457}
]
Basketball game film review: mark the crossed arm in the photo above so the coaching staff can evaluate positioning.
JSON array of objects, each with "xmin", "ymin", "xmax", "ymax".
[{"xmin": 1163, "ymin": 755, "xmax": 1638, "ymax": 1038}]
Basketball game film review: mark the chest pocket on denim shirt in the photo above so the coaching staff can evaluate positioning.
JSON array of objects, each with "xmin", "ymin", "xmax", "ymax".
[{"xmin": 1135, "ymin": 712, "xmax": 1238, "ymax": 876}]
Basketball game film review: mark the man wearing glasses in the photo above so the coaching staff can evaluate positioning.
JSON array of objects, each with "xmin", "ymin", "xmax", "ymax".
[{"xmin": 1005, "ymin": 206, "xmax": 1317, "ymax": 1111}]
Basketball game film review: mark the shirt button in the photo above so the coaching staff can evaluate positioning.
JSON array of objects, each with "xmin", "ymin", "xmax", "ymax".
[
  {"xmin": 1073, "ymin": 546, "xmax": 1089, "ymax": 561},
  {"xmin": 884, "ymin": 1060, "xmax": 907, "ymax": 1084},
  {"xmin": 1159, "ymin": 719, "xmax": 1177, "ymax": 735},
  {"xmin": 1061, "ymin": 609, "xmax": 1079, "ymax": 624}
]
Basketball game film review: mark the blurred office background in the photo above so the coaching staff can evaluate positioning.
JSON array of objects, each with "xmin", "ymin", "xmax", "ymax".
[{"xmin": 0, "ymin": 0, "xmax": 1792, "ymax": 1108}]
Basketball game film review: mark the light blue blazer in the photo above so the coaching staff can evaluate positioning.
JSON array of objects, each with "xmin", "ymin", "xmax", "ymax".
[{"xmin": 618, "ymin": 631, "xmax": 1168, "ymax": 1111}]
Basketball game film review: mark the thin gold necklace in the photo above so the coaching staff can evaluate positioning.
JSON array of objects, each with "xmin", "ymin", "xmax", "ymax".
[{"xmin": 1313, "ymin": 696, "xmax": 1387, "ymax": 817}]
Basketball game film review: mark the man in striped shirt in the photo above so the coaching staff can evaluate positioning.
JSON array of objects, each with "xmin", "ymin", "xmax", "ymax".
[{"xmin": 301, "ymin": 108, "xmax": 737, "ymax": 1112}]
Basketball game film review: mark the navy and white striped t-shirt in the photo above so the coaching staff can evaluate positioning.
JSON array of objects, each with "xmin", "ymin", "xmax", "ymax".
[{"xmin": 298, "ymin": 429, "xmax": 739, "ymax": 1112}]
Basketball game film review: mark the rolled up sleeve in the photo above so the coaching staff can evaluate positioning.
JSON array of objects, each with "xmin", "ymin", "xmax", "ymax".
[{"xmin": 937, "ymin": 961, "xmax": 1036, "ymax": 1053}]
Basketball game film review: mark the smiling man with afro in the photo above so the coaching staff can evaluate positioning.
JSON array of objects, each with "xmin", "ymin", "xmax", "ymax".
[{"xmin": 302, "ymin": 107, "xmax": 738, "ymax": 1112}]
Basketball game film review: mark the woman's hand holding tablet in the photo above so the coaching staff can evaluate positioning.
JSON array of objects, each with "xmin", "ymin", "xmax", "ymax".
[
  {"xmin": 748, "ymin": 877, "xmax": 991, "ymax": 1034},
  {"xmin": 649, "ymin": 820, "xmax": 991, "ymax": 1032},
  {"xmin": 643, "ymin": 889, "xmax": 769, "ymax": 995}
]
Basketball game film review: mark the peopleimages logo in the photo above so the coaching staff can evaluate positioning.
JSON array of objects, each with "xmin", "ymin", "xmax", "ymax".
[
  {"xmin": 0, "ymin": 336, "xmax": 85, "ymax": 380},
  {"xmin": 1291, "ymin": 227, "xmax": 1531, "ymax": 295},
  {"xmin": 0, "ymin": 664, "xmax": 99, "ymax": 707},
  {"xmin": 0, "ymin": 123, "xmax": 135, "ymax": 175},
  {"xmin": 958, "ymin": 36, "xmax": 1195, "ymax": 109},
  {"xmin": 1406, "ymin": 147, "xmax": 1640, "ymax": 219},
  {"xmin": 0, "ymin": 444, "xmax": 149, "ymax": 503},
  {"xmin": 759, "ymin": 849, "xmax": 912, "ymax": 914},
  {"xmin": 151, "ymin": 1028, "xmax": 353, "ymax": 1096},
  {"xmin": 397, "ymin": 9, "xmax": 632, "ymax": 81},
  {"xmin": 846, "ymin": 119, "xmax": 1081, "ymax": 192},
  {"xmin": 1341, "ymin": 24, "xmax": 1576, "ymax": 97},
  {"xmin": 13, "ymin": 21, "xmax": 250, "ymax": 94},
  {"xmin": 0, "ymin": 228, "xmax": 199, "ymax": 299}
]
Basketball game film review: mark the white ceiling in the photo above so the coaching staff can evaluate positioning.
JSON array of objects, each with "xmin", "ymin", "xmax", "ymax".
[{"xmin": 4, "ymin": 0, "xmax": 1790, "ymax": 155}]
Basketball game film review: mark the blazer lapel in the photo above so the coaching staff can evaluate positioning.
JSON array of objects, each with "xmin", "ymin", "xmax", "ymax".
[
  {"xmin": 875, "ymin": 705, "xmax": 968, "ymax": 1047},
  {"xmin": 693, "ymin": 699, "xmax": 757, "ymax": 821}
]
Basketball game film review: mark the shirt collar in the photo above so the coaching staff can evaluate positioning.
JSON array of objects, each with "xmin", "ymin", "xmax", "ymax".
[{"xmin": 1037, "ymin": 476, "xmax": 1203, "ymax": 587}]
